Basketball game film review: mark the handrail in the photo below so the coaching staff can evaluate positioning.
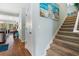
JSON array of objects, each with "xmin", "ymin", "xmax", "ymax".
[{"xmin": 73, "ymin": 11, "xmax": 79, "ymax": 32}]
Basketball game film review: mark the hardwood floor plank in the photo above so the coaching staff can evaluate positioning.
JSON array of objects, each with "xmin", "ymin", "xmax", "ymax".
[{"xmin": 0, "ymin": 39, "xmax": 31, "ymax": 56}]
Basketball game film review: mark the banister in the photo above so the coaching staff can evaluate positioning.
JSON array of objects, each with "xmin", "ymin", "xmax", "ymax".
[{"xmin": 73, "ymin": 11, "xmax": 79, "ymax": 32}]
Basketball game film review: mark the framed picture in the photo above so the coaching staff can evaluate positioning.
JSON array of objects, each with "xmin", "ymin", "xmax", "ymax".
[
  {"xmin": 40, "ymin": 3, "xmax": 59, "ymax": 20},
  {"xmin": 40, "ymin": 3, "xmax": 49, "ymax": 17}
]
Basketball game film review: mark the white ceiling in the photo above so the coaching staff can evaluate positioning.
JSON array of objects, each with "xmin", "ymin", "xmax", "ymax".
[{"xmin": 0, "ymin": 3, "xmax": 30, "ymax": 16}]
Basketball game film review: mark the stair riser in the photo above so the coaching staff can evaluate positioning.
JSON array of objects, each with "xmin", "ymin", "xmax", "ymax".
[
  {"xmin": 61, "ymin": 24, "xmax": 74, "ymax": 27},
  {"xmin": 66, "ymin": 18, "xmax": 76, "ymax": 20},
  {"xmin": 64, "ymin": 22, "xmax": 75, "ymax": 24},
  {"xmin": 60, "ymin": 28, "xmax": 73, "ymax": 31},
  {"xmin": 63, "ymin": 23, "xmax": 75, "ymax": 25},
  {"xmin": 61, "ymin": 26, "xmax": 74, "ymax": 28},
  {"xmin": 56, "ymin": 35, "xmax": 79, "ymax": 44},
  {"xmin": 63, "ymin": 24, "xmax": 74, "ymax": 26},
  {"xmin": 66, "ymin": 19, "xmax": 76, "ymax": 21},
  {"xmin": 58, "ymin": 32, "xmax": 79, "ymax": 37},
  {"xmin": 65, "ymin": 20, "xmax": 76, "ymax": 22}
]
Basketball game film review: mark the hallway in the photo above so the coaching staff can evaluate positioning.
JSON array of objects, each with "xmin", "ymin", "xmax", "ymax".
[{"xmin": 0, "ymin": 38, "xmax": 31, "ymax": 56}]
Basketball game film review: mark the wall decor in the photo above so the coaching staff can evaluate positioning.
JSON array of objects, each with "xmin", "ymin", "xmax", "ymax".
[
  {"xmin": 40, "ymin": 3, "xmax": 49, "ymax": 17},
  {"xmin": 40, "ymin": 3, "xmax": 59, "ymax": 20}
]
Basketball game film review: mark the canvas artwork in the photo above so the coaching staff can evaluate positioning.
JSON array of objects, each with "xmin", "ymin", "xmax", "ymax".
[
  {"xmin": 40, "ymin": 3, "xmax": 49, "ymax": 17},
  {"xmin": 40, "ymin": 3, "xmax": 59, "ymax": 20}
]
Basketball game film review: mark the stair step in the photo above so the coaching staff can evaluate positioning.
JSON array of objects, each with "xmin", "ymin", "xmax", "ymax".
[
  {"xmin": 58, "ymin": 31, "xmax": 79, "ymax": 37},
  {"xmin": 60, "ymin": 28, "xmax": 73, "ymax": 31},
  {"xmin": 66, "ymin": 18, "xmax": 76, "ymax": 21},
  {"xmin": 53, "ymin": 39, "xmax": 79, "ymax": 52},
  {"xmin": 61, "ymin": 24, "xmax": 74, "ymax": 27},
  {"xmin": 56, "ymin": 34, "xmax": 79, "ymax": 44},
  {"xmin": 65, "ymin": 20, "xmax": 76, "ymax": 22},
  {"xmin": 50, "ymin": 44, "xmax": 68, "ymax": 56},
  {"xmin": 64, "ymin": 22, "xmax": 75, "ymax": 25},
  {"xmin": 66, "ymin": 18, "xmax": 76, "ymax": 20},
  {"xmin": 50, "ymin": 44, "xmax": 79, "ymax": 55},
  {"xmin": 64, "ymin": 21, "xmax": 75, "ymax": 23},
  {"xmin": 66, "ymin": 16, "xmax": 76, "ymax": 20},
  {"xmin": 61, "ymin": 25, "xmax": 74, "ymax": 28},
  {"xmin": 47, "ymin": 49, "xmax": 61, "ymax": 56},
  {"xmin": 63, "ymin": 23, "xmax": 75, "ymax": 26}
]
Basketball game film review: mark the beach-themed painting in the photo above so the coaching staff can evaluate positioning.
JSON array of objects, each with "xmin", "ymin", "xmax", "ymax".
[
  {"xmin": 40, "ymin": 3, "xmax": 59, "ymax": 20},
  {"xmin": 40, "ymin": 3, "xmax": 49, "ymax": 17}
]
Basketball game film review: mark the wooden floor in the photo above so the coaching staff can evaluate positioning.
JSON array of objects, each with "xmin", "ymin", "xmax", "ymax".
[{"xmin": 0, "ymin": 39, "xmax": 31, "ymax": 56}]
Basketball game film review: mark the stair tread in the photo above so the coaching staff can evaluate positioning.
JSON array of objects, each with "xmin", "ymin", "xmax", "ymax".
[
  {"xmin": 63, "ymin": 23, "xmax": 75, "ymax": 25},
  {"xmin": 54, "ymin": 38, "xmax": 79, "ymax": 47},
  {"xmin": 65, "ymin": 21, "xmax": 75, "ymax": 23},
  {"xmin": 66, "ymin": 17, "xmax": 76, "ymax": 19},
  {"xmin": 47, "ymin": 49, "xmax": 61, "ymax": 56},
  {"xmin": 58, "ymin": 31, "xmax": 79, "ymax": 37},
  {"xmin": 61, "ymin": 25, "xmax": 74, "ymax": 28},
  {"xmin": 62, "ymin": 24, "xmax": 74, "ymax": 26},
  {"xmin": 56, "ymin": 34, "xmax": 79, "ymax": 40},
  {"xmin": 56, "ymin": 34, "xmax": 79, "ymax": 44},
  {"xmin": 60, "ymin": 28, "xmax": 73, "ymax": 31},
  {"xmin": 60, "ymin": 28, "xmax": 73, "ymax": 29},
  {"xmin": 58, "ymin": 31, "xmax": 79, "ymax": 34},
  {"xmin": 63, "ymin": 24, "xmax": 75, "ymax": 26},
  {"xmin": 50, "ymin": 46, "xmax": 65, "ymax": 55},
  {"xmin": 65, "ymin": 20, "xmax": 76, "ymax": 22},
  {"xmin": 50, "ymin": 44, "xmax": 79, "ymax": 55},
  {"xmin": 53, "ymin": 39, "xmax": 79, "ymax": 52}
]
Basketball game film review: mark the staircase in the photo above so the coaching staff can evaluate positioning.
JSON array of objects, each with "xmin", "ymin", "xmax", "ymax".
[{"xmin": 47, "ymin": 16, "xmax": 79, "ymax": 56}]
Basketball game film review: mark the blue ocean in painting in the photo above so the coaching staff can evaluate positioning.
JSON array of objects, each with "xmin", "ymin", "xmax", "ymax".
[
  {"xmin": 49, "ymin": 3, "xmax": 59, "ymax": 13},
  {"xmin": 40, "ymin": 3, "xmax": 59, "ymax": 13},
  {"xmin": 40, "ymin": 3, "xmax": 48, "ymax": 10}
]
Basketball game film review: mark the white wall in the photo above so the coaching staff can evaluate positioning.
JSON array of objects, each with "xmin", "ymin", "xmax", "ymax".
[
  {"xmin": 17, "ymin": 3, "xmax": 30, "ymax": 42},
  {"xmin": 35, "ymin": 17, "xmax": 58, "ymax": 56},
  {"xmin": 25, "ymin": 3, "xmax": 67, "ymax": 56},
  {"xmin": 58, "ymin": 3, "xmax": 67, "ymax": 27},
  {"xmin": 0, "ymin": 3, "xmax": 28, "ymax": 14},
  {"xmin": 25, "ymin": 4, "xmax": 34, "ymax": 55},
  {"xmin": 67, "ymin": 4, "xmax": 77, "ymax": 15}
]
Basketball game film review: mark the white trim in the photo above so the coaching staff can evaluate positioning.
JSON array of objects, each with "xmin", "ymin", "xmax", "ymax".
[
  {"xmin": 73, "ymin": 11, "xmax": 79, "ymax": 32},
  {"xmin": 43, "ymin": 16, "xmax": 67, "ymax": 56},
  {"xmin": 0, "ymin": 20, "xmax": 17, "ymax": 24}
]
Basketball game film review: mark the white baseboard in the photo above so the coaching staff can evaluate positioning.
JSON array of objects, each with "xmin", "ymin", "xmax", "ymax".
[{"xmin": 43, "ymin": 16, "xmax": 67, "ymax": 56}]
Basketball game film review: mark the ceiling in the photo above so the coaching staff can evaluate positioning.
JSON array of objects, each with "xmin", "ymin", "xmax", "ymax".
[{"xmin": 0, "ymin": 3, "xmax": 30, "ymax": 16}]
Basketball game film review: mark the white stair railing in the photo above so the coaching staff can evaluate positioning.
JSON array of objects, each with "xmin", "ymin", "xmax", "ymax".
[{"xmin": 73, "ymin": 11, "xmax": 79, "ymax": 32}]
